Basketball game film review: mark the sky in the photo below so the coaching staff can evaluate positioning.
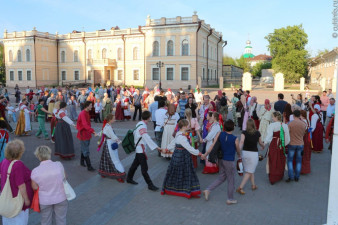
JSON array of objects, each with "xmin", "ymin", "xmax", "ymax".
[{"xmin": 0, "ymin": 0, "xmax": 336, "ymax": 58}]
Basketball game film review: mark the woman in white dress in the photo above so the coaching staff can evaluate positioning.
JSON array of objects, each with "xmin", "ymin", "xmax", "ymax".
[
  {"xmin": 161, "ymin": 104, "xmax": 180, "ymax": 158},
  {"xmin": 258, "ymin": 99, "xmax": 273, "ymax": 141}
]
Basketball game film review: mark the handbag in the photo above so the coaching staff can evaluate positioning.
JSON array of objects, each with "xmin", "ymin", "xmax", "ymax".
[
  {"xmin": 252, "ymin": 104, "xmax": 259, "ymax": 120},
  {"xmin": 0, "ymin": 160, "xmax": 24, "ymax": 218},
  {"xmin": 62, "ymin": 167, "xmax": 76, "ymax": 201},
  {"xmin": 31, "ymin": 188, "xmax": 40, "ymax": 213},
  {"xmin": 208, "ymin": 135, "xmax": 223, "ymax": 164}
]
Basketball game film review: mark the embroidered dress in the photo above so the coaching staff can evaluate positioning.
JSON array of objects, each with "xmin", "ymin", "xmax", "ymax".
[
  {"xmin": 231, "ymin": 97, "xmax": 239, "ymax": 126},
  {"xmin": 202, "ymin": 122, "xmax": 221, "ymax": 174},
  {"xmin": 186, "ymin": 118, "xmax": 201, "ymax": 168},
  {"xmin": 115, "ymin": 98, "xmax": 124, "ymax": 121},
  {"xmin": 67, "ymin": 99, "xmax": 78, "ymax": 121},
  {"xmin": 258, "ymin": 107, "xmax": 273, "ymax": 141},
  {"xmin": 47, "ymin": 98, "xmax": 55, "ymax": 119},
  {"xmin": 51, "ymin": 108, "xmax": 58, "ymax": 142},
  {"xmin": 54, "ymin": 109, "xmax": 75, "ymax": 159},
  {"xmin": 311, "ymin": 114, "xmax": 324, "ymax": 153},
  {"xmin": 15, "ymin": 104, "xmax": 31, "ymax": 136},
  {"xmin": 161, "ymin": 132, "xmax": 201, "ymax": 198},
  {"xmin": 102, "ymin": 98, "xmax": 113, "ymax": 121},
  {"xmin": 122, "ymin": 97, "xmax": 131, "ymax": 120},
  {"xmin": 0, "ymin": 129, "xmax": 9, "ymax": 162},
  {"xmin": 161, "ymin": 113, "xmax": 180, "ymax": 158},
  {"xmin": 98, "ymin": 124, "xmax": 125, "ymax": 179}
]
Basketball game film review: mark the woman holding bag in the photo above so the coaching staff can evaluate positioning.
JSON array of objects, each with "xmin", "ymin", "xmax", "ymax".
[
  {"xmin": 31, "ymin": 145, "xmax": 68, "ymax": 225},
  {"xmin": 0, "ymin": 139, "xmax": 33, "ymax": 225}
]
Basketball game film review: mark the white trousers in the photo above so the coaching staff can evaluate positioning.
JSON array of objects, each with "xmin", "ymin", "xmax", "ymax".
[{"xmin": 3, "ymin": 209, "xmax": 29, "ymax": 225}]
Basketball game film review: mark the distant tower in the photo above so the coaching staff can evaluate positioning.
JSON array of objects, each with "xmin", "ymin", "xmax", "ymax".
[{"xmin": 243, "ymin": 39, "xmax": 255, "ymax": 58}]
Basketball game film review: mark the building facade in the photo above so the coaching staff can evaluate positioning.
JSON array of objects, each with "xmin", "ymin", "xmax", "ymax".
[
  {"xmin": 249, "ymin": 54, "xmax": 272, "ymax": 67},
  {"xmin": 1, "ymin": 13, "xmax": 224, "ymax": 89}
]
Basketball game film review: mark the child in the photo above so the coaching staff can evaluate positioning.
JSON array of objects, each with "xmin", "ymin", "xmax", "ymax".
[
  {"xmin": 94, "ymin": 98, "xmax": 102, "ymax": 123},
  {"xmin": 6, "ymin": 102, "xmax": 16, "ymax": 123}
]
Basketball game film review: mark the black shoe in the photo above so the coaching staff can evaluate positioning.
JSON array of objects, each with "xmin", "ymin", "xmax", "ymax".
[
  {"xmin": 148, "ymin": 184, "xmax": 159, "ymax": 191},
  {"xmin": 80, "ymin": 154, "xmax": 86, "ymax": 167},
  {"xmin": 295, "ymin": 178, "xmax": 299, "ymax": 182},
  {"xmin": 84, "ymin": 156, "xmax": 95, "ymax": 172},
  {"xmin": 127, "ymin": 179, "xmax": 138, "ymax": 185},
  {"xmin": 285, "ymin": 178, "xmax": 293, "ymax": 183}
]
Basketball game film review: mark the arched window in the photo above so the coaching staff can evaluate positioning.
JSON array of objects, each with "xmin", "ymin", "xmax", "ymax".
[
  {"xmin": 133, "ymin": 47, "xmax": 138, "ymax": 60},
  {"xmin": 74, "ymin": 50, "xmax": 79, "ymax": 62},
  {"xmin": 8, "ymin": 50, "xmax": 13, "ymax": 62},
  {"xmin": 17, "ymin": 50, "xmax": 22, "ymax": 62},
  {"xmin": 88, "ymin": 49, "xmax": 92, "ymax": 59},
  {"xmin": 102, "ymin": 48, "xmax": 107, "ymax": 59},
  {"xmin": 152, "ymin": 41, "xmax": 159, "ymax": 56},
  {"xmin": 61, "ymin": 51, "xmax": 65, "ymax": 63},
  {"xmin": 26, "ymin": 49, "xmax": 31, "ymax": 62},
  {"xmin": 167, "ymin": 40, "xmax": 174, "ymax": 56},
  {"xmin": 182, "ymin": 39, "xmax": 189, "ymax": 56},
  {"xmin": 117, "ymin": 48, "xmax": 123, "ymax": 61}
]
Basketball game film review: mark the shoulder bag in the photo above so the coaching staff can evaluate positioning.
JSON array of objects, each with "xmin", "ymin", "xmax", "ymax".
[{"xmin": 60, "ymin": 162, "xmax": 76, "ymax": 201}]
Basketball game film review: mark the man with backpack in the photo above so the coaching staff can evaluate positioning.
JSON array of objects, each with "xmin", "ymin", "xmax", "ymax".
[{"xmin": 126, "ymin": 111, "xmax": 163, "ymax": 191}]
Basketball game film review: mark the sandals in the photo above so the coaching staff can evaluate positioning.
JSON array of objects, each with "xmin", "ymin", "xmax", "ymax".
[
  {"xmin": 252, "ymin": 185, "xmax": 258, "ymax": 191},
  {"xmin": 203, "ymin": 190, "xmax": 210, "ymax": 201},
  {"xmin": 236, "ymin": 188, "xmax": 245, "ymax": 195}
]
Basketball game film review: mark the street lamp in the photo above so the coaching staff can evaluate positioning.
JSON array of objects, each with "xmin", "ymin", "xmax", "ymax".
[{"xmin": 156, "ymin": 61, "xmax": 164, "ymax": 90}]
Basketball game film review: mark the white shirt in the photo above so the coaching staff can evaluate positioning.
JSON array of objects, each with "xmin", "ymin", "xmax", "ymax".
[
  {"xmin": 134, "ymin": 121, "xmax": 158, "ymax": 153},
  {"xmin": 26, "ymin": 88, "xmax": 30, "ymax": 94},
  {"xmin": 155, "ymin": 108, "xmax": 168, "ymax": 132},
  {"xmin": 264, "ymin": 121, "xmax": 290, "ymax": 145},
  {"xmin": 55, "ymin": 109, "xmax": 74, "ymax": 126},
  {"xmin": 103, "ymin": 124, "xmax": 120, "ymax": 143},
  {"xmin": 94, "ymin": 102, "xmax": 103, "ymax": 113},
  {"xmin": 311, "ymin": 113, "xmax": 323, "ymax": 132},
  {"xmin": 163, "ymin": 113, "xmax": 180, "ymax": 125},
  {"xmin": 195, "ymin": 92, "xmax": 203, "ymax": 103},
  {"xmin": 166, "ymin": 131, "xmax": 200, "ymax": 155},
  {"xmin": 327, "ymin": 104, "xmax": 335, "ymax": 118},
  {"xmin": 204, "ymin": 122, "xmax": 221, "ymax": 152},
  {"xmin": 199, "ymin": 104, "xmax": 209, "ymax": 120}
]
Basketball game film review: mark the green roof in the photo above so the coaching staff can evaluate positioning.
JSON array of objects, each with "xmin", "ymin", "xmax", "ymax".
[
  {"xmin": 245, "ymin": 46, "xmax": 252, "ymax": 48},
  {"xmin": 243, "ymin": 53, "xmax": 255, "ymax": 58}
]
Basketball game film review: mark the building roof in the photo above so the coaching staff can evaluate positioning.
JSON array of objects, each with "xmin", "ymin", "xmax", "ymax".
[
  {"xmin": 309, "ymin": 47, "xmax": 338, "ymax": 65},
  {"xmin": 249, "ymin": 54, "xmax": 272, "ymax": 61},
  {"xmin": 243, "ymin": 53, "xmax": 255, "ymax": 59}
]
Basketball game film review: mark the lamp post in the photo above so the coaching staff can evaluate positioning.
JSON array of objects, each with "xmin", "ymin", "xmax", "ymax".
[{"xmin": 156, "ymin": 61, "xmax": 164, "ymax": 90}]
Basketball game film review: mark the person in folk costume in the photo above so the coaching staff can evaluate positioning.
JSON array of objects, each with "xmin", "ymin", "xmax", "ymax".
[
  {"xmin": 310, "ymin": 104, "xmax": 324, "ymax": 153},
  {"xmin": 97, "ymin": 114, "xmax": 125, "ymax": 182},
  {"xmin": 0, "ymin": 97, "xmax": 13, "ymax": 133},
  {"xmin": 67, "ymin": 95, "xmax": 78, "ymax": 121},
  {"xmin": 236, "ymin": 95, "xmax": 245, "ymax": 129},
  {"xmin": 50, "ymin": 101, "xmax": 61, "ymax": 144},
  {"xmin": 55, "ymin": 90, "xmax": 65, "ymax": 102},
  {"xmin": 102, "ymin": 93, "xmax": 113, "ymax": 121},
  {"xmin": 54, "ymin": 102, "xmax": 76, "ymax": 159},
  {"xmin": 47, "ymin": 93, "xmax": 56, "ymax": 120},
  {"xmin": 264, "ymin": 111, "xmax": 290, "ymax": 184},
  {"xmin": 161, "ymin": 119, "xmax": 202, "ymax": 198},
  {"xmin": 114, "ymin": 94, "xmax": 124, "ymax": 121},
  {"xmin": 200, "ymin": 101, "xmax": 216, "ymax": 163},
  {"xmin": 165, "ymin": 88, "xmax": 175, "ymax": 100},
  {"xmin": 87, "ymin": 91, "xmax": 96, "ymax": 120},
  {"xmin": 325, "ymin": 113, "xmax": 334, "ymax": 152},
  {"xmin": 0, "ymin": 118, "xmax": 10, "ymax": 162},
  {"xmin": 258, "ymin": 99, "xmax": 273, "ymax": 141},
  {"xmin": 242, "ymin": 95, "xmax": 250, "ymax": 131},
  {"xmin": 308, "ymin": 95, "xmax": 321, "ymax": 121},
  {"xmin": 122, "ymin": 91, "xmax": 131, "ymax": 120},
  {"xmin": 15, "ymin": 98, "xmax": 33, "ymax": 136},
  {"xmin": 161, "ymin": 104, "xmax": 180, "ymax": 159},
  {"xmin": 201, "ymin": 111, "xmax": 221, "ymax": 174},
  {"xmin": 126, "ymin": 111, "xmax": 163, "ymax": 191},
  {"xmin": 249, "ymin": 96, "xmax": 260, "ymax": 129},
  {"xmin": 144, "ymin": 90, "xmax": 154, "ymax": 110},
  {"xmin": 298, "ymin": 110, "xmax": 312, "ymax": 174},
  {"xmin": 142, "ymin": 87, "xmax": 150, "ymax": 110},
  {"xmin": 231, "ymin": 93, "xmax": 239, "ymax": 126}
]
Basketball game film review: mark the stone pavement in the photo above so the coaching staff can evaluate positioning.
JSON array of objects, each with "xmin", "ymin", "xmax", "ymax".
[{"xmin": 0, "ymin": 89, "xmax": 331, "ymax": 225}]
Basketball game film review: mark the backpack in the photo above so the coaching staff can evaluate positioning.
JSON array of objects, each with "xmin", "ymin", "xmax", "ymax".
[
  {"xmin": 122, "ymin": 124, "xmax": 142, "ymax": 154},
  {"xmin": 220, "ymin": 96, "xmax": 227, "ymax": 106}
]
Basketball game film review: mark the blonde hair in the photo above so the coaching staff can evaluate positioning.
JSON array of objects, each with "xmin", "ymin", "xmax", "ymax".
[
  {"xmin": 273, "ymin": 111, "xmax": 282, "ymax": 121},
  {"xmin": 5, "ymin": 139, "xmax": 25, "ymax": 160},
  {"xmin": 246, "ymin": 119, "xmax": 257, "ymax": 135},
  {"xmin": 34, "ymin": 145, "xmax": 52, "ymax": 161},
  {"xmin": 185, "ymin": 108, "xmax": 192, "ymax": 127}
]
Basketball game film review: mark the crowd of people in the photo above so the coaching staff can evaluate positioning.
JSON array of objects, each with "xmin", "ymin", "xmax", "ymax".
[{"xmin": 0, "ymin": 83, "xmax": 335, "ymax": 224}]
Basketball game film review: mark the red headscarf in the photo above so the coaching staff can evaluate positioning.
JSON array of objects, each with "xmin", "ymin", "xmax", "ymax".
[
  {"xmin": 210, "ymin": 101, "xmax": 216, "ymax": 111},
  {"xmin": 218, "ymin": 90, "xmax": 222, "ymax": 98},
  {"xmin": 168, "ymin": 88, "xmax": 172, "ymax": 92},
  {"xmin": 264, "ymin": 99, "xmax": 271, "ymax": 111}
]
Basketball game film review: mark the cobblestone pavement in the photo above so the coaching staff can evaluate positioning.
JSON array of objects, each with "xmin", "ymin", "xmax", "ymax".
[{"xmin": 1, "ymin": 89, "xmax": 331, "ymax": 225}]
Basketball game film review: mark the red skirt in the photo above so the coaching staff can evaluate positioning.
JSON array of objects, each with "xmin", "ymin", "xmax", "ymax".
[
  {"xmin": 50, "ymin": 116, "xmax": 57, "ymax": 142},
  {"xmin": 312, "ymin": 120, "xmax": 323, "ymax": 152},
  {"xmin": 251, "ymin": 116, "xmax": 260, "ymax": 130},
  {"xmin": 301, "ymin": 133, "xmax": 311, "ymax": 174},
  {"xmin": 115, "ymin": 103, "xmax": 124, "ymax": 121},
  {"xmin": 268, "ymin": 132, "xmax": 286, "ymax": 184}
]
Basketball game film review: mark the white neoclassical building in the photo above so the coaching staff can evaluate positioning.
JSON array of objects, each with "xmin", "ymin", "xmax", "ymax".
[{"xmin": 1, "ymin": 13, "xmax": 225, "ymax": 89}]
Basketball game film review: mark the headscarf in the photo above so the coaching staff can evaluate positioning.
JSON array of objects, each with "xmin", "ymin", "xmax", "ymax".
[
  {"xmin": 145, "ymin": 87, "xmax": 149, "ymax": 92},
  {"xmin": 314, "ymin": 104, "xmax": 321, "ymax": 112},
  {"xmin": 250, "ymin": 96, "xmax": 257, "ymax": 106},
  {"xmin": 210, "ymin": 101, "xmax": 216, "ymax": 111},
  {"xmin": 168, "ymin": 88, "xmax": 172, "ymax": 92},
  {"xmin": 264, "ymin": 99, "xmax": 271, "ymax": 111},
  {"xmin": 218, "ymin": 90, "xmax": 222, "ymax": 98}
]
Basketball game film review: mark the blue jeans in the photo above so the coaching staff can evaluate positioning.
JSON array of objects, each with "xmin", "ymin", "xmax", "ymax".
[
  {"xmin": 80, "ymin": 140, "xmax": 91, "ymax": 157},
  {"xmin": 287, "ymin": 145, "xmax": 304, "ymax": 179}
]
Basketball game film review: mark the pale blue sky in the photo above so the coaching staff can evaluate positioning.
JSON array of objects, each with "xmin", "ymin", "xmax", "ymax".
[{"xmin": 1, "ymin": 0, "xmax": 336, "ymax": 58}]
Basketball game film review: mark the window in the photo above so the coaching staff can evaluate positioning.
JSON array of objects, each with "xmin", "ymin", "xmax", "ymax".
[
  {"xmin": 106, "ymin": 70, "xmax": 111, "ymax": 80},
  {"xmin": 10, "ymin": 71, "xmax": 14, "ymax": 81},
  {"xmin": 61, "ymin": 71, "xmax": 66, "ymax": 81},
  {"xmin": 74, "ymin": 50, "xmax": 79, "ymax": 62},
  {"xmin": 215, "ymin": 69, "xmax": 217, "ymax": 79},
  {"xmin": 167, "ymin": 40, "xmax": 174, "ymax": 56},
  {"xmin": 166, "ymin": 67, "xmax": 174, "ymax": 80},
  {"xmin": 9, "ymin": 50, "xmax": 13, "ymax": 62},
  {"xmin": 17, "ymin": 50, "xmax": 22, "ymax": 62},
  {"xmin": 74, "ymin": 70, "xmax": 79, "ymax": 80},
  {"xmin": 27, "ymin": 70, "xmax": 31, "ymax": 81},
  {"xmin": 18, "ymin": 70, "xmax": 23, "ymax": 81},
  {"xmin": 133, "ymin": 47, "xmax": 138, "ymax": 60},
  {"xmin": 117, "ymin": 48, "xmax": 122, "ymax": 61},
  {"xmin": 210, "ymin": 48, "xmax": 213, "ymax": 59},
  {"xmin": 133, "ymin": 70, "xmax": 139, "ymax": 80},
  {"xmin": 102, "ymin": 48, "xmax": 107, "ymax": 59},
  {"xmin": 181, "ymin": 67, "xmax": 189, "ymax": 80},
  {"xmin": 152, "ymin": 41, "xmax": 159, "ymax": 56},
  {"xmin": 88, "ymin": 49, "xmax": 92, "ymax": 59},
  {"xmin": 152, "ymin": 68, "xmax": 159, "ymax": 80},
  {"xmin": 26, "ymin": 49, "xmax": 31, "ymax": 62},
  {"xmin": 117, "ymin": 70, "xmax": 123, "ymax": 80},
  {"xmin": 61, "ymin": 51, "xmax": 65, "ymax": 63},
  {"xmin": 202, "ymin": 68, "xmax": 205, "ymax": 80},
  {"xmin": 202, "ymin": 43, "xmax": 205, "ymax": 57},
  {"xmin": 182, "ymin": 39, "xmax": 189, "ymax": 56},
  {"xmin": 88, "ymin": 71, "xmax": 91, "ymax": 81}
]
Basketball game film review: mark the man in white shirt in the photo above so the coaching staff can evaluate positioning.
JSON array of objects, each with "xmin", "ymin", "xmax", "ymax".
[
  {"xmin": 127, "ymin": 111, "xmax": 162, "ymax": 191},
  {"xmin": 154, "ymin": 100, "xmax": 167, "ymax": 151},
  {"xmin": 195, "ymin": 88, "xmax": 203, "ymax": 107},
  {"xmin": 26, "ymin": 86, "xmax": 30, "ymax": 94},
  {"xmin": 325, "ymin": 98, "xmax": 335, "ymax": 128}
]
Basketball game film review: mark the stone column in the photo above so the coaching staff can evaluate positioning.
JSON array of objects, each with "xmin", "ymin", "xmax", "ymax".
[
  {"xmin": 320, "ymin": 77, "xmax": 326, "ymax": 91},
  {"xmin": 198, "ymin": 76, "xmax": 202, "ymax": 88},
  {"xmin": 274, "ymin": 72, "xmax": 284, "ymax": 91},
  {"xmin": 219, "ymin": 76, "xmax": 223, "ymax": 90},
  {"xmin": 333, "ymin": 78, "xmax": 337, "ymax": 93},
  {"xmin": 300, "ymin": 77, "xmax": 305, "ymax": 91},
  {"xmin": 242, "ymin": 72, "xmax": 252, "ymax": 91}
]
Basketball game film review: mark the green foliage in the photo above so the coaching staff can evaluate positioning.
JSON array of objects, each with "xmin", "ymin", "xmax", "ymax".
[
  {"xmin": 265, "ymin": 24, "xmax": 309, "ymax": 82},
  {"xmin": 317, "ymin": 49, "xmax": 330, "ymax": 56},
  {"xmin": 0, "ymin": 43, "xmax": 5, "ymax": 85},
  {"xmin": 223, "ymin": 55, "xmax": 237, "ymax": 66},
  {"xmin": 236, "ymin": 55, "xmax": 250, "ymax": 72},
  {"xmin": 251, "ymin": 62, "xmax": 272, "ymax": 77}
]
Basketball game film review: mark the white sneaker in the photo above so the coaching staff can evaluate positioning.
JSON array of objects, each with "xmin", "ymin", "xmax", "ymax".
[{"xmin": 226, "ymin": 199, "xmax": 237, "ymax": 205}]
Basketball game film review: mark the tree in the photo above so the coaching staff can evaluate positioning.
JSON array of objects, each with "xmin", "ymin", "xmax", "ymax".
[
  {"xmin": 223, "ymin": 55, "xmax": 237, "ymax": 66},
  {"xmin": 0, "ymin": 43, "xmax": 5, "ymax": 85},
  {"xmin": 265, "ymin": 25, "xmax": 309, "ymax": 82},
  {"xmin": 317, "ymin": 49, "xmax": 330, "ymax": 56},
  {"xmin": 236, "ymin": 55, "xmax": 250, "ymax": 72},
  {"xmin": 251, "ymin": 62, "xmax": 272, "ymax": 77}
]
